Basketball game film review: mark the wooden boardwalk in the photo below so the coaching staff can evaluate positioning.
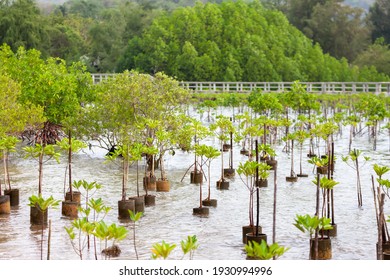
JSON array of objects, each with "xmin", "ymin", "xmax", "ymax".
[{"xmin": 90, "ymin": 74, "xmax": 390, "ymax": 94}]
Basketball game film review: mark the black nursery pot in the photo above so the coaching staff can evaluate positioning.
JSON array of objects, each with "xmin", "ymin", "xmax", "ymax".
[
  {"xmin": 62, "ymin": 200, "xmax": 79, "ymax": 219},
  {"xmin": 242, "ymin": 225, "xmax": 262, "ymax": 244},
  {"xmin": 193, "ymin": 207, "xmax": 209, "ymax": 216},
  {"xmin": 216, "ymin": 180, "xmax": 229, "ymax": 190},
  {"xmin": 310, "ymin": 237, "xmax": 332, "ymax": 260},
  {"xmin": 118, "ymin": 199, "xmax": 135, "ymax": 220},
  {"xmin": 144, "ymin": 194, "xmax": 156, "ymax": 207},
  {"xmin": 223, "ymin": 168, "xmax": 235, "ymax": 178},
  {"xmin": 30, "ymin": 205, "xmax": 48, "ymax": 225},
  {"xmin": 202, "ymin": 198, "xmax": 217, "ymax": 207},
  {"xmin": 246, "ymin": 233, "xmax": 267, "ymax": 245},
  {"xmin": 4, "ymin": 188, "xmax": 19, "ymax": 206},
  {"xmin": 190, "ymin": 171, "xmax": 203, "ymax": 184}
]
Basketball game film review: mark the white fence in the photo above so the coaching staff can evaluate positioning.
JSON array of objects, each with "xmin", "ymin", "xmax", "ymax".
[{"xmin": 90, "ymin": 74, "xmax": 390, "ymax": 94}]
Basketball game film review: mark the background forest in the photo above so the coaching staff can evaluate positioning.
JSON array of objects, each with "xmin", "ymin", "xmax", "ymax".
[{"xmin": 0, "ymin": 0, "xmax": 390, "ymax": 81}]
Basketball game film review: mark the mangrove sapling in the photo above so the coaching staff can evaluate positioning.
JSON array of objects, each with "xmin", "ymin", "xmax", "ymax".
[
  {"xmin": 105, "ymin": 144, "xmax": 133, "ymax": 201},
  {"xmin": 125, "ymin": 143, "xmax": 149, "ymax": 200},
  {"xmin": 244, "ymin": 239, "xmax": 289, "ymax": 260},
  {"xmin": 258, "ymin": 143, "xmax": 276, "ymax": 162},
  {"xmin": 210, "ymin": 115, "xmax": 235, "ymax": 189},
  {"xmin": 179, "ymin": 118, "xmax": 210, "ymax": 183},
  {"xmin": 192, "ymin": 145, "xmax": 208, "ymax": 216},
  {"xmin": 237, "ymin": 157, "xmax": 268, "ymax": 241},
  {"xmin": 142, "ymin": 145, "xmax": 159, "ymax": 200},
  {"xmin": 308, "ymin": 155, "xmax": 329, "ymax": 175},
  {"xmin": 142, "ymin": 120, "xmax": 159, "ymax": 191},
  {"xmin": 312, "ymin": 176, "xmax": 339, "ymax": 232},
  {"xmin": 155, "ymin": 128, "xmax": 175, "ymax": 184},
  {"xmin": 344, "ymin": 115, "xmax": 360, "ymax": 153},
  {"xmin": 151, "ymin": 236, "xmax": 199, "ymax": 260},
  {"xmin": 28, "ymin": 195, "xmax": 60, "ymax": 260},
  {"xmin": 285, "ymin": 133, "xmax": 298, "ymax": 182},
  {"xmin": 56, "ymin": 137, "xmax": 87, "ymax": 202},
  {"xmin": 258, "ymin": 143, "xmax": 277, "ymax": 172},
  {"xmin": 105, "ymin": 142, "xmax": 147, "ymax": 215},
  {"xmin": 310, "ymin": 121, "xmax": 338, "ymax": 158},
  {"xmin": 71, "ymin": 180, "xmax": 103, "ymax": 252},
  {"xmin": 0, "ymin": 136, "xmax": 20, "ymax": 197},
  {"xmin": 306, "ymin": 114, "xmax": 318, "ymax": 158},
  {"xmin": 294, "ymin": 214, "xmax": 333, "ymax": 240},
  {"xmin": 377, "ymin": 179, "xmax": 390, "ymax": 200},
  {"xmin": 180, "ymin": 235, "xmax": 199, "ymax": 260},
  {"xmin": 72, "ymin": 180, "xmax": 103, "ymax": 210},
  {"xmin": 294, "ymin": 117, "xmax": 311, "ymax": 177},
  {"xmin": 65, "ymin": 217, "xmax": 95, "ymax": 260},
  {"xmin": 293, "ymin": 214, "xmax": 333, "ymax": 260},
  {"xmin": 342, "ymin": 149, "xmax": 370, "ymax": 207},
  {"xmin": 151, "ymin": 240, "xmax": 177, "ymax": 260},
  {"xmin": 373, "ymin": 164, "xmax": 390, "ymax": 248},
  {"xmin": 235, "ymin": 111, "xmax": 253, "ymax": 155},
  {"xmin": 94, "ymin": 221, "xmax": 128, "ymax": 259},
  {"xmin": 88, "ymin": 198, "xmax": 111, "ymax": 259},
  {"xmin": 194, "ymin": 144, "xmax": 220, "ymax": 208},
  {"xmin": 237, "ymin": 160, "xmax": 261, "ymax": 230},
  {"xmin": 79, "ymin": 165, "xmax": 127, "ymax": 260},
  {"xmin": 197, "ymin": 99, "xmax": 218, "ymax": 123},
  {"xmin": 65, "ymin": 197, "xmax": 111, "ymax": 260},
  {"xmin": 128, "ymin": 210, "xmax": 143, "ymax": 260},
  {"xmin": 257, "ymin": 162, "xmax": 272, "ymax": 188}
]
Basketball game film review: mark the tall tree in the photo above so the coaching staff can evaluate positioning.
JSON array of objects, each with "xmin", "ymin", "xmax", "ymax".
[
  {"xmin": 0, "ymin": 0, "xmax": 50, "ymax": 56},
  {"xmin": 88, "ymin": 8, "xmax": 127, "ymax": 72},
  {"xmin": 353, "ymin": 38, "xmax": 390, "ymax": 76},
  {"xmin": 307, "ymin": 0, "xmax": 370, "ymax": 61},
  {"xmin": 284, "ymin": 0, "xmax": 329, "ymax": 33},
  {"xmin": 368, "ymin": 0, "xmax": 390, "ymax": 44}
]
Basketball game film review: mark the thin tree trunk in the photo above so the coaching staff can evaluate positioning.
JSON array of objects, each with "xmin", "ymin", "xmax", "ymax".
[
  {"xmin": 255, "ymin": 187, "xmax": 259, "ymax": 236},
  {"xmin": 330, "ymin": 142, "xmax": 335, "ymax": 224},
  {"xmin": 133, "ymin": 222, "xmax": 139, "ymax": 260},
  {"xmin": 136, "ymin": 161, "xmax": 139, "ymax": 197},
  {"xmin": 207, "ymin": 162, "xmax": 211, "ymax": 200},
  {"xmin": 68, "ymin": 135, "xmax": 73, "ymax": 200},
  {"xmin": 356, "ymin": 158, "xmax": 362, "ymax": 207},
  {"xmin": 38, "ymin": 152, "xmax": 43, "ymax": 195},
  {"xmin": 3, "ymin": 152, "xmax": 9, "ymax": 190}
]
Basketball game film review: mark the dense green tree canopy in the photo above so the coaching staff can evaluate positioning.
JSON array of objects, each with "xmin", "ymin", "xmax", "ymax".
[
  {"xmin": 1, "ymin": 0, "xmax": 389, "ymax": 80},
  {"xmin": 119, "ymin": 0, "xmax": 387, "ymax": 81}
]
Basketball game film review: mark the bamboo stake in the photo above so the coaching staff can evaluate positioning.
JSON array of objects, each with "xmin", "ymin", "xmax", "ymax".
[
  {"xmin": 47, "ymin": 219, "xmax": 51, "ymax": 260},
  {"xmin": 272, "ymin": 163, "xmax": 277, "ymax": 260},
  {"xmin": 378, "ymin": 193, "xmax": 385, "ymax": 260},
  {"xmin": 313, "ymin": 173, "xmax": 320, "ymax": 260}
]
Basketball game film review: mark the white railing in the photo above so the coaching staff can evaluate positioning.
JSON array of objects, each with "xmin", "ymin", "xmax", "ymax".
[{"xmin": 90, "ymin": 74, "xmax": 390, "ymax": 94}]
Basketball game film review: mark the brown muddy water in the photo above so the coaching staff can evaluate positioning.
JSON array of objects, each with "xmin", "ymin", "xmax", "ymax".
[{"xmin": 0, "ymin": 107, "xmax": 389, "ymax": 260}]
